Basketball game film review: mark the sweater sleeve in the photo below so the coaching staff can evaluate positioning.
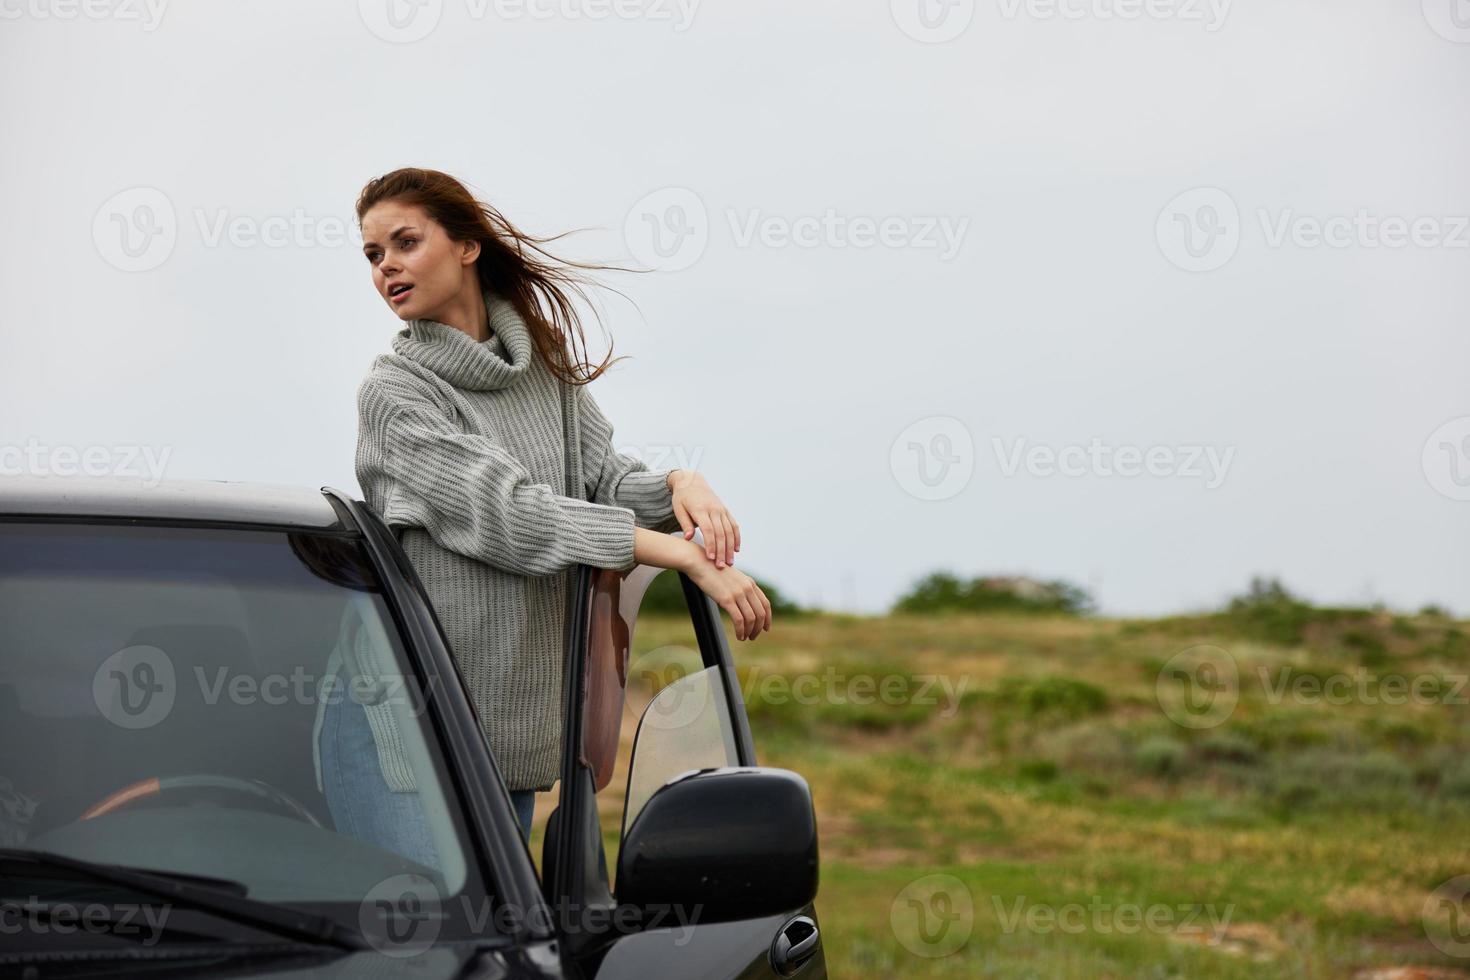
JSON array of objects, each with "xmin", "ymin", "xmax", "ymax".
[
  {"xmin": 356, "ymin": 367, "xmax": 640, "ymax": 576},
  {"xmin": 577, "ymin": 384, "xmax": 684, "ymax": 535}
]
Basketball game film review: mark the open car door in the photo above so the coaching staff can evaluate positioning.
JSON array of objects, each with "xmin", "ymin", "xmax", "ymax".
[{"xmin": 543, "ymin": 536, "xmax": 826, "ymax": 979}]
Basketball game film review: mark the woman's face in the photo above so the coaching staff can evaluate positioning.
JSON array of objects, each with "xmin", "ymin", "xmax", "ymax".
[{"xmin": 360, "ymin": 201, "xmax": 478, "ymax": 321}]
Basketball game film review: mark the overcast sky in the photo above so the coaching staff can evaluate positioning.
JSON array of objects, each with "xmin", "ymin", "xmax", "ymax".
[{"xmin": 2, "ymin": 0, "xmax": 1466, "ymax": 616}]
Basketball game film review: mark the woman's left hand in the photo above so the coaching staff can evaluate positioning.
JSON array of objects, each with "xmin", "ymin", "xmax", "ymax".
[{"xmin": 668, "ymin": 469, "xmax": 740, "ymax": 568}]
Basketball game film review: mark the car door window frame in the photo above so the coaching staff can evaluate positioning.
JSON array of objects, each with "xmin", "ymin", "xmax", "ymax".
[{"xmin": 547, "ymin": 556, "xmax": 759, "ymax": 958}]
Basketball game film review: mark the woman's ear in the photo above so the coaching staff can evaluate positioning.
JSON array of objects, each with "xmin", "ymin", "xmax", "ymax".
[{"xmin": 460, "ymin": 237, "xmax": 481, "ymax": 265}]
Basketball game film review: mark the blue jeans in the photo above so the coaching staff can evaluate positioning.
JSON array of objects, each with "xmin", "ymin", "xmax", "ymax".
[
  {"xmin": 509, "ymin": 790, "xmax": 607, "ymax": 880},
  {"xmin": 320, "ymin": 688, "xmax": 538, "ymax": 867},
  {"xmin": 319, "ymin": 688, "xmax": 446, "ymax": 869},
  {"xmin": 509, "ymin": 788, "xmax": 535, "ymax": 841}
]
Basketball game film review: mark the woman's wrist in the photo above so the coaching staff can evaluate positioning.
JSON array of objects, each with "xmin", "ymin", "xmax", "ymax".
[
  {"xmin": 666, "ymin": 468, "xmax": 699, "ymax": 492},
  {"xmin": 632, "ymin": 525, "xmax": 709, "ymax": 575}
]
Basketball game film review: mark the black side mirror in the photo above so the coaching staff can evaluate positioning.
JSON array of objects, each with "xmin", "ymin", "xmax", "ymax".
[{"xmin": 616, "ymin": 767, "xmax": 819, "ymax": 927}]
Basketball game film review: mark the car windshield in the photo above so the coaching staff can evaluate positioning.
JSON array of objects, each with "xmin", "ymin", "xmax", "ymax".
[{"xmin": 0, "ymin": 520, "xmax": 495, "ymax": 945}]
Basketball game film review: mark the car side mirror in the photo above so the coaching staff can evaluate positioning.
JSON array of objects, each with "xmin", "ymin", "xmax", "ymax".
[{"xmin": 615, "ymin": 767, "xmax": 819, "ymax": 927}]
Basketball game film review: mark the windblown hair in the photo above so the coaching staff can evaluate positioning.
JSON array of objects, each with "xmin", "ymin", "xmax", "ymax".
[{"xmin": 356, "ymin": 167, "xmax": 639, "ymax": 386}]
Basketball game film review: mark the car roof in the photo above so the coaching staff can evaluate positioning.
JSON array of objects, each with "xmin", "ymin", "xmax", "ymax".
[{"xmin": 0, "ymin": 475, "xmax": 350, "ymax": 531}]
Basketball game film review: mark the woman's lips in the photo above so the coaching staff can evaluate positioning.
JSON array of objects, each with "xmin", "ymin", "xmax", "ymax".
[{"xmin": 390, "ymin": 286, "xmax": 414, "ymax": 304}]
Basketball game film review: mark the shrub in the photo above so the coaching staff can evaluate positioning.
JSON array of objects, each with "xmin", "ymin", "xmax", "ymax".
[
  {"xmin": 892, "ymin": 571, "xmax": 1093, "ymax": 616},
  {"xmin": 991, "ymin": 675, "xmax": 1110, "ymax": 720},
  {"xmin": 638, "ymin": 566, "xmax": 806, "ymax": 616},
  {"xmin": 1133, "ymin": 735, "xmax": 1188, "ymax": 778},
  {"xmin": 1197, "ymin": 730, "xmax": 1261, "ymax": 765}
]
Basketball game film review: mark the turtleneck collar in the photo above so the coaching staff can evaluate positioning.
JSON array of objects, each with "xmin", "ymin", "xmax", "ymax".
[{"xmin": 390, "ymin": 284, "xmax": 534, "ymax": 391}]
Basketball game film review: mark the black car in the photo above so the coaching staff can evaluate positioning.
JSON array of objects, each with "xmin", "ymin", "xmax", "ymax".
[{"xmin": 0, "ymin": 476, "xmax": 825, "ymax": 978}]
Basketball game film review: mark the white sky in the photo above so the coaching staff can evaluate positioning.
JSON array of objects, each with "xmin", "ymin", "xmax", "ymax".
[{"xmin": 1, "ymin": 0, "xmax": 1466, "ymax": 615}]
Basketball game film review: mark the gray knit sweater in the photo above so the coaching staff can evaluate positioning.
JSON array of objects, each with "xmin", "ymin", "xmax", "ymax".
[{"xmin": 332, "ymin": 284, "xmax": 681, "ymax": 792}]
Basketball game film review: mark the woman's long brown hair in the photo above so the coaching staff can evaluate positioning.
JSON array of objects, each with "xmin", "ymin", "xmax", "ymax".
[{"xmin": 355, "ymin": 167, "xmax": 641, "ymax": 386}]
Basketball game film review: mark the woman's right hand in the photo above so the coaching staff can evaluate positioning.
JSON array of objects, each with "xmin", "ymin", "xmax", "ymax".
[{"xmin": 684, "ymin": 558, "xmax": 773, "ymax": 642}]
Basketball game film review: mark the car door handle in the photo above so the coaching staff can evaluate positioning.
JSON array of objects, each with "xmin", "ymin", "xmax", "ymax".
[{"xmin": 770, "ymin": 914, "xmax": 820, "ymax": 976}]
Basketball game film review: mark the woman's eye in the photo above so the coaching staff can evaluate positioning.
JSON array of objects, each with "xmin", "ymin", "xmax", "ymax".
[{"xmin": 401, "ymin": 238, "xmax": 417, "ymax": 248}]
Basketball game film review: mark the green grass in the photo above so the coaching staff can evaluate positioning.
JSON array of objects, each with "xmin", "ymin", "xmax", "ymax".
[{"xmin": 619, "ymin": 609, "xmax": 1470, "ymax": 978}]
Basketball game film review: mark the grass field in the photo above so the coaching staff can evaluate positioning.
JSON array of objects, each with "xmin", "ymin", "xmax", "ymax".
[{"xmin": 538, "ymin": 607, "xmax": 1470, "ymax": 979}]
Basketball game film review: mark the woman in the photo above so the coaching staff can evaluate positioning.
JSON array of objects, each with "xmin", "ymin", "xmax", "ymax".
[{"xmin": 317, "ymin": 167, "xmax": 771, "ymax": 859}]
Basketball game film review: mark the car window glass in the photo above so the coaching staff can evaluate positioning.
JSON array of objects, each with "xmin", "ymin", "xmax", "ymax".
[{"xmin": 0, "ymin": 522, "xmax": 487, "ymax": 931}]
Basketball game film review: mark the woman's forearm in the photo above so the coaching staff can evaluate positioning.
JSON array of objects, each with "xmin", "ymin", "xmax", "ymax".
[{"xmin": 632, "ymin": 525, "xmax": 703, "ymax": 573}]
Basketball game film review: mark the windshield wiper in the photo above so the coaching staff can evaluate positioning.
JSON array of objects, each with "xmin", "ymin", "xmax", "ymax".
[{"xmin": 0, "ymin": 848, "xmax": 367, "ymax": 950}]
